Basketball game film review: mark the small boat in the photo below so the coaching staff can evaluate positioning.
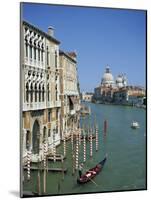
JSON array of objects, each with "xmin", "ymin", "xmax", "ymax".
[
  {"xmin": 131, "ymin": 121, "xmax": 140, "ymax": 129},
  {"xmin": 77, "ymin": 156, "xmax": 107, "ymax": 184}
]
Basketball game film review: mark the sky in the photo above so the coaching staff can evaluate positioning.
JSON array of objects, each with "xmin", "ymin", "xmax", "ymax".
[{"xmin": 22, "ymin": 3, "xmax": 146, "ymax": 92}]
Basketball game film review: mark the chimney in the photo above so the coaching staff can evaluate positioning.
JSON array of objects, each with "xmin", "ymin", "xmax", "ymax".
[
  {"xmin": 48, "ymin": 26, "xmax": 54, "ymax": 37},
  {"xmin": 67, "ymin": 51, "xmax": 77, "ymax": 61}
]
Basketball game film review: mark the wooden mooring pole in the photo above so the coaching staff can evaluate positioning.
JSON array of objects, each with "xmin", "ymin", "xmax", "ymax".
[
  {"xmin": 53, "ymin": 132, "xmax": 56, "ymax": 162},
  {"xmin": 95, "ymin": 124, "xmax": 99, "ymax": 151},
  {"xmin": 75, "ymin": 135, "xmax": 79, "ymax": 170},
  {"xmin": 83, "ymin": 129, "xmax": 86, "ymax": 162},
  {"xmin": 43, "ymin": 140, "xmax": 47, "ymax": 194},
  {"xmin": 37, "ymin": 157, "xmax": 41, "ymax": 195},
  {"xmin": 63, "ymin": 134, "xmax": 66, "ymax": 157},
  {"xmin": 104, "ymin": 120, "xmax": 107, "ymax": 136},
  {"xmin": 61, "ymin": 155, "xmax": 64, "ymax": 180},
  {"xmin": 27, "ymin": 151, "xmax": 31, "ymax": 180},
  {"xmin": 90, "ymin": 128, "xmax": 93, "ymax": 158}
]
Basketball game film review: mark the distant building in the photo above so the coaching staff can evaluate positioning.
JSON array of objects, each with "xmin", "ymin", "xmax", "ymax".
[
  {"xmin": 113, "ymin": 86, "xmax": 145, "ymax": 105},
  {"xmin": 93, "ymin": 65, "xmax": 145, "ymax": 105},
  {"xmin": 82, "ymin": 92, "xmax": 93, "ymax": 102}
]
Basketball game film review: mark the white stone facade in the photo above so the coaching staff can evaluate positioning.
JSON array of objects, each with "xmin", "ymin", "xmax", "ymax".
[
  {"xmin": 59, "ymin": 51, "xmax": 80, "ymax": 139},
  {"xmin": 22, "ymin": 21, "xmax": 61, "ymax": 163}
]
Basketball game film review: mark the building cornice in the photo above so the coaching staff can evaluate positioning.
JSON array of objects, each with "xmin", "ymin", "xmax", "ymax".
[
  {"xmin": 59, "ymin": 50, "xmax": 77, "ymax": 64},
  {"xmin": 22, "ymin": 20, "xmax": 60, "ymax": 45}
]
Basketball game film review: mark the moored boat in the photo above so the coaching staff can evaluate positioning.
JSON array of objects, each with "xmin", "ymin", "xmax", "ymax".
[
  {"xmin": 77, "ymin": 156, "xmax": 107, "ymax": 184},
  {"xmin": 131, "ymin": 121, "xmax": 140, "ymax": 129}
]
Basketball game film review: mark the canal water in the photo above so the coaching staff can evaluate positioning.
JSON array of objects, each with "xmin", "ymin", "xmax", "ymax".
[{"xmin": 23, "ymin": 102, "xmax": 146, "ymax": 196}]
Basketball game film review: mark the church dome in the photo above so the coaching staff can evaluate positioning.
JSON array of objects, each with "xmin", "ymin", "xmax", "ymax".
[
  {"xmin": 116, "ymin": 75, "xmax": 124, "ymax": 88},
  {"xmin": 101, "ymin": 66, "xmax": 114, "ymax": 86},
  {"xmin": 116, "ymin": 75, "xmax": 123, "ymax": 83}
]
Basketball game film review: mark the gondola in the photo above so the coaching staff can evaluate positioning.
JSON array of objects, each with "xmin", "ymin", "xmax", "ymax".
[{"xmin": 77, "ymin": 156, "xmax": 107, "ymax": 184}]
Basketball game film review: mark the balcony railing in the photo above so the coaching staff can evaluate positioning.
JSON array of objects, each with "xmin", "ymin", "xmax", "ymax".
[
  {"xmin": 47, "ymin": 100, "xmax": 61, "ymax": 108},
  {"xmin": 23, "ymin": 100, "xmax": 61, "ymax": 111},
  {"xmin": 24, "ymin": 57, "xmax": 44, "ymax": 68},
  {"xmin": 23, "ymin": 102, "xmax": 46, "ymax": 111}
]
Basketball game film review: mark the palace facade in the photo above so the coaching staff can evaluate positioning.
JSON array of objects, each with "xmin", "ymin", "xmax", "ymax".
[
  {"xmin": 59, "ymin": 51, "xmax": 80, "ymax": 139},
  {"xmin": 21, "ymin": 21, "xmax": 80, "ymax": 163}
]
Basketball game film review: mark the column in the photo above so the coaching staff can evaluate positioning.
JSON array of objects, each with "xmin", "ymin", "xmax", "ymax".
[
  {"xmin": 27, "ymin": 44, "xmax": 30, "ymax": 63},
  {"xmin": 36, "ymin": 47, "xmax": 38, "ymax": 66},
  {"xmin": 32, "ymin": 82, "xmax": 35, "ymax": 105},
  {"xmin": 39, "ymin": 49, "xmax": 42, "ymax": 66},
  {"xmin": 32, "ymin": 44, "xmax": 34, "ymax": 63}
]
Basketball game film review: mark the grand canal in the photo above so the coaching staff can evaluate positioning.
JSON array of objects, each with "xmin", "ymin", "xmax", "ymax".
[{"xmin": 23, "ymin": 102, "xmax": 146, "ymax": 196}]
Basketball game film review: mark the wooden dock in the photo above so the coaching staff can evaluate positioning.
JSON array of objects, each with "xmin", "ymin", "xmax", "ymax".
[
  {"xmin": 47, "ymin": 155, "xmax": 66, "ymax": 161},
  {"xmin": 24, "ymin": 166, "xmax": 67, "ymax": 173}
]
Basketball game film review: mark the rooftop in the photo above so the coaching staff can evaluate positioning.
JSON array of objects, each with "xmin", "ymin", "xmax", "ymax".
[
  {"xmin": 59, "ymin": 50, "xmax": 77, "ymax": 63},
  {"xmin": 22, "ymin": 20, "xmax": 60, "ymax": 45}
]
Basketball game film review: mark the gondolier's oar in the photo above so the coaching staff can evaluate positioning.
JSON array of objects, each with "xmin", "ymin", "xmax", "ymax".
[
  {"xmin": 87, "ymin": 176, "xmax": 98, "ymax": 186},
  {"xmin": 81, "ymin": 166, "xmax": 99, "ymax": 187}
]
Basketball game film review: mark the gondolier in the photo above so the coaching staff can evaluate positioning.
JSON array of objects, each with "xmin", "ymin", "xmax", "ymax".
[{"xmin": 78, "ymin": 163, "xmax": 84, "ymax": 178}]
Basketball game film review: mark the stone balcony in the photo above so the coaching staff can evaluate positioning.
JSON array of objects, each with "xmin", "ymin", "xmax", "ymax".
[
  {"xmin": 24, "ymin": 57, "xmax": 44, "ymax": 68},
  {"xmin": 47, "ymin": 100, "xmax": 61, "ymax": 108},
  {"xmin": 23, "ymin": 100, "xmax": 61, "ymax": 111}
]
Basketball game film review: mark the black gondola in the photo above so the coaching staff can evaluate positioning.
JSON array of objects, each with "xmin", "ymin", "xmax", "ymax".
[{"xmin": 77, "ymin": 157, "xmax": 107, "ymax": 184}]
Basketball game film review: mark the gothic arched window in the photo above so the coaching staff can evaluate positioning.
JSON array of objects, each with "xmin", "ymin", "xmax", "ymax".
[
  {"xmin": 29, "ymin": 39, "xmax": 32, "ymax": 59},
  {"xmin": 55, "ymin": 85, "xmax": 58, "ymax": 101},
  {"xmin": 30, "ymin": 83, "xmax": 33, "ymax": 102},
  {"xmin": 47, "ymin": 84, "xmax": 50, "ymax": 101},
  {"xmin": 39, "ymin": 84, "xmax": 41, "ymax": 102},
  {"xmin": 26, "ymin": 82, "xmax": 29, "ymax": 102},
  {"xmin": 25, "ymin": 39, "xmax": 28, "ymax": 57},
  {"xmin": 46, "ymin": 46, "xmax": 49, "ymax": 65},
  {"xmin": 41, "ymin": 45, "xmax": 44, "ymax": 62},
  {"xmin": 34, "ymin": 42, "xmax": 36, "ymax": 60},
  {"xmin": 42, "ymin": 85, "xmax": 45, "ymax": 102},
  {"xmin": 55, "ymin": 50, "xmax": 57, "ymax": 68},
  {"xmin": 35, "ymin": 84, "xmax": 37, "ymax": 102},
  {"xmin": 38, "ymin": 44, "xmax": 40, "ymax": 61}
]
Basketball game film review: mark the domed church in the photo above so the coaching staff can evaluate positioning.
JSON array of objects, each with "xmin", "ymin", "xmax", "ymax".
[
  {"xmin": 93, "ymin": 65, "xmax": 145, "ymax": 105},
  {"xmin": 101, "ymin": 66, "xmax": 115, "ymax": 87},
  {"xmin": 94, "ymin": 65, "xmax": 128, "ymax": 103},
  {"xmin": 115, "ymin": 74, "xmax": 127, "ymax": 88}
]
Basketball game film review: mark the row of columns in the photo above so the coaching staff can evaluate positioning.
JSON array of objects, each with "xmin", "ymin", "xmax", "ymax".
[
  {"xmin": 24, "ymin": 75, "xmax": 60, "ymax": 105},
  {"xmin": 26, "ymin": 87, "xmax": 46, "ymax": 104},
  {"xmin": 25, "ymin": 41, "xmax": 45, "ymax": 66}
]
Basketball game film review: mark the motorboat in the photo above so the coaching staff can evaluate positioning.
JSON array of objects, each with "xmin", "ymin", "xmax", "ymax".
[{"xmin": 131, "ymin": 121, "xmax": 140, "ymax": 129}]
